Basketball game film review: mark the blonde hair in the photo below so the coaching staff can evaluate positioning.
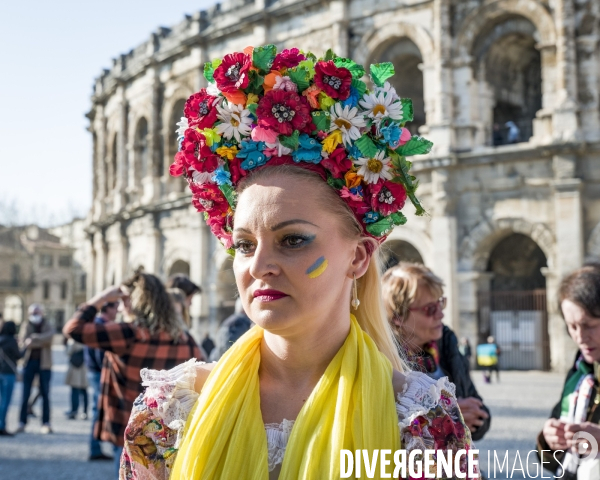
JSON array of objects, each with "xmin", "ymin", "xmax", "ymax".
[
  {"xmin": 168, "ymin": 287, "xmax": 191, "ymax": 327},
  {"xmin": 381, "ymin": 262, "xmax": 444, "ymax": 324},
  {"xmin": 237, "ymin": 165, "xmax": 405, "ymax": 371}
]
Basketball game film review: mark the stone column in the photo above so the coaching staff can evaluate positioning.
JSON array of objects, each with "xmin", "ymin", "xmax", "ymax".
[
  {"xmin": 576, "ymin": 35, "xmax": 600, "ymax": 142},
  {"xmin": 552, "ymin": 0, "xmax": 581, "ymax": 141},
  {"xmin": 143, "ymin": 66, "xmax": 162, "ymax": 204},
  {"xmin": 114, "ymin": 83, "xmax": 128, "ymax": 211},
  {"xmin": 430, "ymin": 167, "xmax": 459, "ymax": 333},
  {"xmin": 93, "ymin": 230, "xmax": 107, "ymax": 294},
  {"xmin": 329, "ymin": 1, "xmax": 349, "ymax": 58}
]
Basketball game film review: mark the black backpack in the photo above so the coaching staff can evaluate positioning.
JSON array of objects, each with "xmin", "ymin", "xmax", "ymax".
[{"xmin": 70, "ymin": 349, "xmax": 85, "ymax": 368}]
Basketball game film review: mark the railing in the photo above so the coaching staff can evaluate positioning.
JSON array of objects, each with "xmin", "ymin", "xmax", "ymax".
[
  {"xmin": 477, "ymin": 289, "xmax": 550, "ymax": 370},
  {"xmin": 0, "ymin": 280, "xmax": 35, "ymax": 290}
]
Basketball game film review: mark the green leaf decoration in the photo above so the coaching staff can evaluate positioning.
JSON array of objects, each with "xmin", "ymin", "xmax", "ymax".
[
  {"xmin": 203, "ymin": 58, "xmax": 221, "ymax": 84},
  {"xmin": 303, "ymin": 51, "xmax": 317, "ymax": 63},
  {"xmin": 365, "ymin": 212, "xmax": 407, "ymax": 237},
  {"xmin": 287, "ymin": 67, "xmax": 310, "ymax": 92},
  {"xmin": 355, "ymin": 135, "xmax": 378, "ymax": 158},
  {"xmin": 218, "ymin": 183, "xmax": 237, "ymax": 209},
  {"xmin": 246, "ymin": 103, "xmax": 258, "ymax": 118},
  {"xmin": 327, "ymin": 175, "xmax": 345, "ymax": 190},
  {"xmin": 226, "ymin": 247, "xmax": 236, "ymax": 257},
  {"xmin": 370, "ymin": 62, "xmax": 395, "ymax": 87},
  {"xmin": 252, "ymin": 44, "xmax": 277, "ymax": 72},
  {"xmin": 279, "ymin": 130, "xmax": 300, "ymax": 150},
  {"xmin": 389, "ymin": 151, "xmax": 426, "ymax": 216},
  {"xmin": 400, "ymin": 98, "xmax": 414, "ymax": 124},
  {"xmin": 395, "ymin": 136, "xmax": 433, "ymax": 157},
  {"xmin": 311, "ymin": 111, "xmax": 330, "ymax": 133},
  {"xmin": 351, "ymin": 78, "xmax": 367, "ymax": 96},
  {"xmin": 323, "ymin": 49, "xmax": 338, "ymax": 62},
  {"xmin": 245, "ymin": 70, "xmax": 264, "ymax": 95},
  {"xmin": 333, "ymin": 57, "xmax": 365, "ymax": 79},
  {"xmin": 297, "ymin": 60, "xmax": 315, "ymax": 79}
]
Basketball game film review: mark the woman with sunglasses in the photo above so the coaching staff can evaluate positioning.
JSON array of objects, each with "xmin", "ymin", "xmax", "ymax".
[{"xmin": 382, "ymin": 262, "xmax": 491, "ymax": 441}]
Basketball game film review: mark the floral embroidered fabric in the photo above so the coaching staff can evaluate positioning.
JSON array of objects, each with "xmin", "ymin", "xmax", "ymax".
[{"xmin": 120, "ymin": 360, "xmax": 478, "ymax": 479}]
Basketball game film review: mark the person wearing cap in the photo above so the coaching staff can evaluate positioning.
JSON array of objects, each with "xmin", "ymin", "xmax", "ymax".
[
  {"xmin": 16, "ymin": 304, "xmax": 55, "ymax": 434},
  {"xmin": 382, "ymin": 262, "xmax": 491, "ymax": 441}
]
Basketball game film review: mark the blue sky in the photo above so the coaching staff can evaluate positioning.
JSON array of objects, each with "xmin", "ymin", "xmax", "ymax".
[{"xmin": 0, "ymin": 1, "xmax": 215, "ymax": 226}]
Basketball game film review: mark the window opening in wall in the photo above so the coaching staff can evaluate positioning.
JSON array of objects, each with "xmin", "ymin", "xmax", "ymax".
[
  {"xmin": 43, "ymin": 280, "xmax": 50, "ymax": 299},
  {"xmin": 80, "ymin": 273, "xmax": 87, "ymax": 292},
  {"xmin": 40, "ymin": 254, "xmax": 53, "ymax": 267},
  {"xmin": 59, "ymin": 255, "xmax": 71, "ymax": 267},
  {"xmin": 61, "ymin": 281, "xmax": 68, "ymax": 300},
  {"xmin": 11, "ymin": 264, "xmax": 20, "ymax": 287}
]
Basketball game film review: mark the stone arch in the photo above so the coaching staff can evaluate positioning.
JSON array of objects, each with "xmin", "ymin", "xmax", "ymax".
[
  {"xmin": 162, "ymin": 247, "xmax": 192, "ymax": 277},
  {"xmin": 162, "ymin": 87, "xmax": 192, "ymax": 178},
  {"xmin": 383, "ymin": 227, "xmax": 431, "ymax": 266},
  {"xmin": 455, "ymin": 0, "xmax": 557, "ymax": 59},
  {"xmin": 459, "ymin": 217, "xmax": 554, "ymax": 272},
  {"xmin": 354, "ymin": 22, "xmax": 435, "ymax": 68},
  {"xmin": 168, "ymin": 259, "xmax": 191, "ymax": 277}
]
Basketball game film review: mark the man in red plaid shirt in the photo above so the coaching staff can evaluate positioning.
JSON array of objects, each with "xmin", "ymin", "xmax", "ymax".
[{"xmin": 63, "ymin": 272, "xmax": 203, "ymax": 478}]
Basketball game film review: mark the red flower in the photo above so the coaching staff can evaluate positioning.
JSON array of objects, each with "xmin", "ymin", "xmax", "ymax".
[
  {"xmin": 190, "ymin": 183, "xmax": 229, "ymax": 217},
  {"xmin": 429, "ymin": 414, "xmax": 459, "ymax": 449},
  {"xmin": 180, "ymin": 129, "xmax": 219, "ymax": 173},
  {"xmin": 228, "ymin": 157, "xmax": 248, "ymax": 184},
  {"xmin": 340, "ymin": 186, "xmax": 371, "ymax": 217},
  {"xmin": 183, "ymin": 89, "xmax": 219, "ymax": 129},
  {"xmin": 170, "ymin": 151, "xmax": 187, "ymax": 177},
  {"xmin": 256, "ymin": 89, "xmax": 314, "ymax": 136},
  {"xmin": 321, "ymin": 147, "xmax": 352, "ymax": 179},
  {"xmin": 206, "ymin": 214, "xmax": 233, "ymax": 249},
  {"xmin": 369, "ymin": 181, "xmax": 407, "ymax": 217},
  {"xmin": 271, "ymin": 48, "xmax": 306, "ymax": 70},
  {"xmin": 314, "ymin": 61, "xmax": 352, "ymax": 100},
  {"xmin": 213, "ymin": 52, "xmax": 251, "ymax": 93}
]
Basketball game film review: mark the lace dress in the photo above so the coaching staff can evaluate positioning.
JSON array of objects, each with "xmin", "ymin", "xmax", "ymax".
[{"xmin": 120, "ymin": 359, "xmax": 478, "ymax": 479}]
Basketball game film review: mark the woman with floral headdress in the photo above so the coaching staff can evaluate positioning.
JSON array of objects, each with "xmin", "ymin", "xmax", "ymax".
[{"xmin": 120, "ymin": 46, "xmax": 478, "ymax": 480}]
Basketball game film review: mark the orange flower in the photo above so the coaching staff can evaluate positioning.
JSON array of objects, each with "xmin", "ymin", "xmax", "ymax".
[
  {"xmin": 243, "ymin": 45, "xmax": 254, "ymax": 55},
  {"xmin": 221, "ymin": 89, "xmax": 247, "ymax": 106},
  {"xmin": 303, "ymin": 84, "xmax": 322, "ymax": 109},
  {"xmin": 263, "ymin": 71, "xmax": 282, "ymax": 93},
  {"xmin": 345, "ymin": 170, "xmax": 363, "ymax": 189}
]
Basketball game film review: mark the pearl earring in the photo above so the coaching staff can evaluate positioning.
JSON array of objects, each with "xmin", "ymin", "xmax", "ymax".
[{"xmin": 351, "ymin": 274, "xmax": 360, "ymax": 310}]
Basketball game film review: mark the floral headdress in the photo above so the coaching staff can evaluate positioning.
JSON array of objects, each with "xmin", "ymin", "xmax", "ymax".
[{"xmin": 170, "ymin": 45, "xmax": 431, "ymax": 254}]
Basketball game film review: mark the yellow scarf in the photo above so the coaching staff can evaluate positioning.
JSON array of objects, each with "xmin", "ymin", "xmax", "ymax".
[{"xmin": 171, "ymin": 315, "xmax": 400, "ymax": 479}]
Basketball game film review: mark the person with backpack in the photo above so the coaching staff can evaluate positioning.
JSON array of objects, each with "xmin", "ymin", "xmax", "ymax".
[
  {"xmin": 0, "ymin": 321, "xmax": 22, "ymax": 436},
  {"xmin": 65, "ymin": 338, "xmax": 88, "ymax": 419}
]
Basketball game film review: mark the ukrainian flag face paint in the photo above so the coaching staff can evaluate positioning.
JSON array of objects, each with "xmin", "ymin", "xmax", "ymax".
[{"xmin": 306, "ymin": 256, "xmax": 328, "ymax": 279}]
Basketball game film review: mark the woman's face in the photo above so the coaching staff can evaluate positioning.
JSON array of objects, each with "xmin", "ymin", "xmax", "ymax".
[
  {"xmin": 395, "ymin": 283, "xmax": 444, "ymax": 350},
  {"xmin": 562, "ymin": 299, "xmax": 600, "ymax": 363},
  {"xmin": 232, "ymin": 174, "xmax": 364, "ymax": 335}
]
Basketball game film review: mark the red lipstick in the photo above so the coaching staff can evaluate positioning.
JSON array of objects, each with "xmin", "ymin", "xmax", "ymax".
[{"xmin": 253, "ymin": 289, "xmax": 288, "ymax": 302}]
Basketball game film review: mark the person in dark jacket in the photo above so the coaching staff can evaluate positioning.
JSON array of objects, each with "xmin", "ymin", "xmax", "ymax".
[
  {"xmin": 85, "ymin": 301, "xmax": 117, "ymax": 461},
  {"xmin": 209, "ymin": 298, "xmax": 253, "ymax": 361},
  {"xmin": 0, "ymin": 321, "xmax": 22, "ymax": 435},
  {"xmin": 537, "ymin": 265, "xmax": 600, "ymax": 479},
  {"xmin": 382, "ymin": 262, "xmax": 491, "ymax": 441}
]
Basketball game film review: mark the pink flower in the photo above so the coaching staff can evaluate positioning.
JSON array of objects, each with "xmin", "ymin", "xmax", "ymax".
[
  {"xmin": 256, "ymin": 90, "xmax": 314, "ymax": 136},
  {"xmin": 206, "ymin": 214, "xmax": 233, "ymax": 249},
  {"xmin": 213, "ymin": 52, "xmax": 251, "ymax": 93},
  {"xmin": 271, "ymin": 48, "xmax": 306, "ymax": 70},
  {"xmin": 320, "ymin": 147, "xmax": 352, "ymax": 178},
  {"xmin": 251, "ymin": 125, "xmax": 279, "ymax": 144},
  {"xmin": 273, "ymin": 76, "xmax": 298, "ymax": 92},
  {"xmin": 314, "ymin": 61, "xmax": 352, "ymax": 100},
  {"xmin": 369, "ymin": 181, "xmax": 407, "ymax": 217},
  {"xmin": 340, "ymin": 187, "xmax": 371, "ymax": 216}
]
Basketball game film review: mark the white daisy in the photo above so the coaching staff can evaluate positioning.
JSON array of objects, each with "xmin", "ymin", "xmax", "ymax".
[
  {"xmin": 216, "ymin": 101, "xmax": 253, "ymax": 143},
  {"xmin": 375, "ymin": 81, "xmax": 400, "ymax": 102},
  {"xmin": 190, "ymin": 168, "xmax": 214, "ymax": 184},
  {"xmin": 354, "ymin": 150, "xmax": 393, "ymax": 184},
  {"xmin": 206, "ymin": 82, "xmax": 220, "ymax": 96},
  {"xmin": 329, "ymin": 103, "xmax": 366, "ymax": 146},
  {"xmin": 175, "ymin": 117, "xmax": 189, "ymax": 137},
  {"xmin": 359, "ymin": 91, "xmax": 403, "ymax": 125}
]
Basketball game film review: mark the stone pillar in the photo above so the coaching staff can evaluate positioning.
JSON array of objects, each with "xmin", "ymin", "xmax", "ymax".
[
  {"xmin": 114, "ymin": 84, "xmax": 128, "ymax": 211},
  {"xmin": 188, "ymin": 210, "xmax": 209, "ymax": 340},
  {"xmin": 552, "ymin": 0, "xmax": 580, "ymax": 142},
  {"xmin": 451, "ymin": 56, "xmax": 476, "ymax": 152},
  {"xmin": 93, "ymin": 231, "xmax": 107, "ymax": 294},
  {"xmin": 576, "ymin": 35, "xmax": 600, "ymax": 142},
  {"xmin": 430, "ymin": 168, "xmax": 459, "ymax": 333},
  {"xmin": 330, "ymin": 1, "xmax": 349, "ymax": 58},
  {"xmin": 550, "ymin": 155, "xmax": 583, "ymax": 371},
  {"xmin": 143, "ymin": 67, "xmax": 162, "ymax": 204}
]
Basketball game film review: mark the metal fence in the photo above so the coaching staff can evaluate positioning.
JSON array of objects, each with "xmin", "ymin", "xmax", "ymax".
[{"xmin": 477, "ymin": 289, "xmax": 550, "ymax": 371}]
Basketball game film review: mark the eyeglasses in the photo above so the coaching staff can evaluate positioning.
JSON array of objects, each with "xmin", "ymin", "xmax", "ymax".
[{"xmin": 408, "ymin": 297, "xmax": 447, "ymax": 317}]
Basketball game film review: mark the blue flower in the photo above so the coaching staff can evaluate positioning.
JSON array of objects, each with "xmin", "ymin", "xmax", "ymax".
[
  {"xmin": 381, "ymin": 123, "xmax": 401, "ymax": 147},
  {"xmin": 341, "ymin": 86, "xmax": 360, "ymax": 109},
  {"xmin": 236, "ymin": 140, "xmax": 267, "ymax": 171},
  {"xmin": 212, "ymin": 166, "xmax": 232, "ymax": 186},
  {"xmin": 364, "ymin": 211, "xmax": 380, "ymax": 224},
  {"xmin": 349, "ymin": 185, "xmax": 364, "ymax": 199},
  {"xmin": 348, "ymin": 144, "xmax": 362, "ymax": 160},
  {"xmin": 292, "ymin": 134, "xmax": 322, "ymax": 164},
  {"xmin": 177, "ymin": 136, "xmax": 184, "ymax": 152}
]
